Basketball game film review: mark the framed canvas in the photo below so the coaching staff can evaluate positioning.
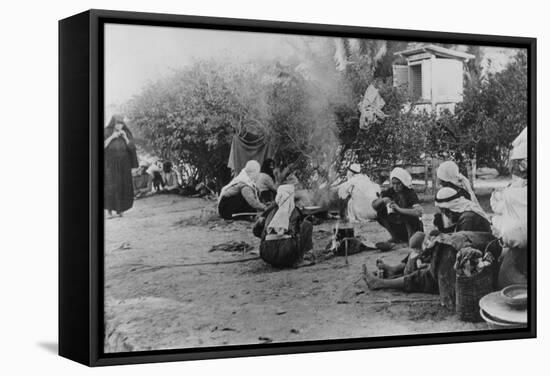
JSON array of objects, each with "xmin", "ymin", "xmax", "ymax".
[{"xmin": 59, "ymin": 9, "xmax": 536, "ymax": 366}]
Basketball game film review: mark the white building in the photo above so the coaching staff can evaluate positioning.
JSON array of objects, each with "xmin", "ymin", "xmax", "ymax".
[{"xmin": 392, "ymin": 44, "xmax": 474, "ymax": 114}]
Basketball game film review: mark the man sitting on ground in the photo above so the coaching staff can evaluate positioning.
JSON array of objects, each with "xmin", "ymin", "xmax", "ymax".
[
  {"xmin": 371, "ymin": 167, "xmax": 423, "ymax": 251},
  {"xmin": 336, "ymin": 163, "xmax": 380, "ymax": 223},
  {"xmin": 160, "ymin": 161, "xmax": 180, "ymax": 194},
  {"xmin": 432, "ymin": 187, "xmax": 491, "ymax": 234}
]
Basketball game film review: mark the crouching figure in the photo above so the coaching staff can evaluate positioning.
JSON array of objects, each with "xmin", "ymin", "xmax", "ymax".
[{"xmin": 253, "ymin": 184, "xmax": 313, "ymax": 268}]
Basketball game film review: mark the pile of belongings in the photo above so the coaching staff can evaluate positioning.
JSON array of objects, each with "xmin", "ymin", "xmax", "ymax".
[
  {"xmin": 325, "ymin": 237, "xmax": 375, "ymax": 257},
  {"xmin": 454, "ymin": 247, "xmax": 495, "ymax": 277},
  {"xmin": 209, "ymin": 241, "xmax": 254, "ymax": 253}
]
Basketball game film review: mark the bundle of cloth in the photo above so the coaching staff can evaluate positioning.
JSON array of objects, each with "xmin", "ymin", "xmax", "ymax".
[{"xmin": 454, "ymin": 246, "xmax": 495, "ymax": 277}]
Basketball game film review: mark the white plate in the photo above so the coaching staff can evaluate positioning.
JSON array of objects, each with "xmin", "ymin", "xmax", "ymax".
[{"xmin": 479, "ymin": 291, "xmax": 527, "ymax": 324}]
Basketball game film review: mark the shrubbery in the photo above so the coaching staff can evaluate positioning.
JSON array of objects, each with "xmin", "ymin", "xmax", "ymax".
[{"xmin": 126, "ymin": 45, "xmax": 527, "ymax": 190}]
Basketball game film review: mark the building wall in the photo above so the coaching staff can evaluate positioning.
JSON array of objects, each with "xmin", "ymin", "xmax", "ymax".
[
  {"xmin": 431, "ymin": 59, "xmax": 463, "ymax": 103},
  {"xmin": 421, "ymin": 59, "xmax": 432, "ymax": 102}
]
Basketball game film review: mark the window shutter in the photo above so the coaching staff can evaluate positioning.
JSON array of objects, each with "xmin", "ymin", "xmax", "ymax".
[
  {"xmin": 410, "ymin": 65, "xmax": 423, "ymax": 100},
  {"xmin": 392, "ymin": 65, "xmax": 409, "ymax": 88}
]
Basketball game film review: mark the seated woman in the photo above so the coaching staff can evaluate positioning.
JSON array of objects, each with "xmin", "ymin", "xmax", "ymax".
[
  {"xmin": 371, "ymin": 167, "xmax": 423, "ymax": 250},
  {"xmin": 434, "ymin": 161, "xmax": 480, "ymax": 230},
  {"xmin": 436, "ymin": 161, "xmax": 477, "ymax": 202},
  {"xmin": 256, "ymin": 158, "xmax": 278, "ymax": 203},
  {"xmin": 491, "ymin": 128, "xmax": 528, "ymax": 288},
  {"xmin": 160, "ymin": 161, "xmax": 180, "ymax": 194},
  {"xmin": 218, "ymin": 160, "xmax": 267, "ymax": 219},
  {"xmin": 253, "ymin": 184, "xmax": 313, "ymax": 268},
  {"xmin": 364, "ymin": 187, "xmax": 495, "ymax": 303},
  {"xmin": 133, "ymin": 163, "xmax": 153, "ymax": 199}
]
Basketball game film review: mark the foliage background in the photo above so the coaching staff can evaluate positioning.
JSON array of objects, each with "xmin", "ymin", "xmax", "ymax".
[{"xmin": 126, "ymin": 40, "xmax": 527, "ymax": 189}]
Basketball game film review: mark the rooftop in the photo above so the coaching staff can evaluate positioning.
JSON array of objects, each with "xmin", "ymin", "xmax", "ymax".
[{"xmin": 395, "ymin": 44, "xmax": 475, "ymax": 61}]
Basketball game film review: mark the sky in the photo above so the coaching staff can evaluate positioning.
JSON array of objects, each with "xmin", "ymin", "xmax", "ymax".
[
  {"xmin": 104, "ymin": 24, "xmax": 296, "ymax": 112},
  {"xmin": 104, "ymin": 23, "xmax": 521, "ymax": 122}
]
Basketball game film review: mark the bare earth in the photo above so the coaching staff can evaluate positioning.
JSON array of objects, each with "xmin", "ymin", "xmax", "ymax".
[{"xmin": 104, "ymin": 194, "xmax": 488, "ymax": 353}]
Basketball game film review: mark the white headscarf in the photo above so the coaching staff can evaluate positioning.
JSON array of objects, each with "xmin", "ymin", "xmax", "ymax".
[
  {"xmin": 348, "ymin": 163, "xmax": 361, "ymax": 174},
  {"xmin": 437, "ymin": 161, "xmax": 479, "ymax": 206},
  {"xmin": 510, "ymin": 127, "xmax": 527, "ymax": 160},
  {"xmin": 219, "ymin": 160, "xmax": 260, "ymax": 202},
  {"xmin": 346, "ymin": 163, "xmax": 361, "ymax": 179},
  {"xmin": 267, "ymin": 184, "xmax": 296, "ymax": 235},
  {"xmin": 390, "ymin": 167, "xmax": 413, "ymax": 189},
  {"xmin": 435, "ymin": 187, "xmax": 489, "ymax": 222}
]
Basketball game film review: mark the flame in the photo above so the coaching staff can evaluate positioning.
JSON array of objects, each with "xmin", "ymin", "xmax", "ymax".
[{"xmin": 331, "ymin": 221, "xmax": 339, "ymax": 251}]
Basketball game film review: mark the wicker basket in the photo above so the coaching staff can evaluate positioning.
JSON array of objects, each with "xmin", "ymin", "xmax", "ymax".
[{"xmin": 456, "ymin": 267, "xmax": 494, "ymax": 322}]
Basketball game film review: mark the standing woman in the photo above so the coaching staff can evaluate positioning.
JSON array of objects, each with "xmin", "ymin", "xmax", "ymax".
[{"xmin": 104, "ymin": 115, "xmax": 138, "ymax": 218}]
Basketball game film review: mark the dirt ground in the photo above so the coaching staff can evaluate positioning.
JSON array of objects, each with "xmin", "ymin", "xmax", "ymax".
[{"xmin": 104, "ymin": 194, "xmax": 490, "ymax": 353}]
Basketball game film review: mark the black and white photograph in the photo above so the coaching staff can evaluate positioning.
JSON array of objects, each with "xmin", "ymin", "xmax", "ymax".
[
  {"xmin": 102, "ymin": 22, "xmax": 530, "ymax": 353},
  {"xmin": 4, "ymin": 0, "xmax": 550, "ymax": 373}
]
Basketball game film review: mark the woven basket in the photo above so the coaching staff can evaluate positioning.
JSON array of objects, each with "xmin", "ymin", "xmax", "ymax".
[{"xmin": 456, "ymin": 267, "xmax": 494, "ymax": 322}]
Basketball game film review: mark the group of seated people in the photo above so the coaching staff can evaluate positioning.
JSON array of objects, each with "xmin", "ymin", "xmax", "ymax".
[
  {"xmin": 217, "ymin": 158, "xmax": 296, "ymax": 219},
  {"xmin": 133, "ymin": 160, "xmax": 214, "ymax": 199},
  {"xmin": 217, "ymin": 159, "xmax": 309, "ymax": 267},
  {"xmin": 217, "ymin": 127, "xmax": 528, "ymax": 305},
  {"xmin": 362, "ymin": 130, "xmax": 528, "ymax": 303}
]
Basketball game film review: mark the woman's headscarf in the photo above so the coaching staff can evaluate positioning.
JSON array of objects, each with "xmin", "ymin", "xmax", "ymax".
[
  {"xmin": 390, "ymin": 167, "xmax": 413, "ymax": 189},
  {"xmin": 435, "ymin": 187, "xmax": 489, "ymax": 221},
  {"xmin": 437, "ymin": 161, "xmax": 479, "ymax": 205},
  {"xmin": 218, "ymin": 160, "xmax": 261, "ymax": 202},
  {"xmin": 267, "ymin": 184, "xmax": 296, "ymax": 235},
  {"xmin": 510, "ymin": 127, "xmax": 527, "ymax": 160},
  {"xmin": 104, "ymin": 114, "xmax": 138, "ymax": 168},
  {"xmin": 346, "ymin": 163, "xmax": 361, "ymax": 179}
]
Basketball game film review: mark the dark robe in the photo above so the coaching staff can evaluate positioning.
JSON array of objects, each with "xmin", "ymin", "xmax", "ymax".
[
  {"xmin": 253, "ymin": 205, "xmax": 313, "ymax": 268},
  {"xmin": 104, "ymin": 126, "xmax": 138, "ymax": 212},
  {"xmin": 434, "ymin": 211, "xmax": 492, "ymax": 234}
]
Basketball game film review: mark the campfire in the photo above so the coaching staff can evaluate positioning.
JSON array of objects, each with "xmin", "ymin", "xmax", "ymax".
[{"xmin": 328, "ymin": 221, "xmax": 355, "ymax": 264}]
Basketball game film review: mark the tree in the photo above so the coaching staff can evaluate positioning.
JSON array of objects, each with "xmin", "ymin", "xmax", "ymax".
[
  {"xmin": 126, "ymin": 59, "xmax": 341, "ymax": 190},
  {"xmin": 127, "ymin": 60, "xmax": 266, "ymax": 189},
  {"xmin": 433, "ymin": 50, "xmax": 528, "ymax": 174},
  {"xmin": 265, "ymin": 63, "xmax": 340, "ymax": 186}
]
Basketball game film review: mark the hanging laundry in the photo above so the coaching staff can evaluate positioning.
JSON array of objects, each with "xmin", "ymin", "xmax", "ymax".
[
  {"xmin": 358, "ymin": 84, "xmax": 388, "ymax": 130},
  {"xmin": 227, "ymin": 132, "xmax": 273, "ymax": 174}
]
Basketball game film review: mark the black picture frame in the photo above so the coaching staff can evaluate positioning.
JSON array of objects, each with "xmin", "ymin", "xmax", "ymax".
[{"xmin": 59, "ymin": 9, "xmax": 537, "ymax": 367}]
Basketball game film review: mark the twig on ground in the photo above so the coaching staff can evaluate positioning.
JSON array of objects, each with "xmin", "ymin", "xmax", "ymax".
[
  {"xmin": 365, "ymin": 298, "xmax": 441, "ymax": 304},
  {"xmin": 131, "ymin": 256, "xmax": 261, "ymax": 273}
]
